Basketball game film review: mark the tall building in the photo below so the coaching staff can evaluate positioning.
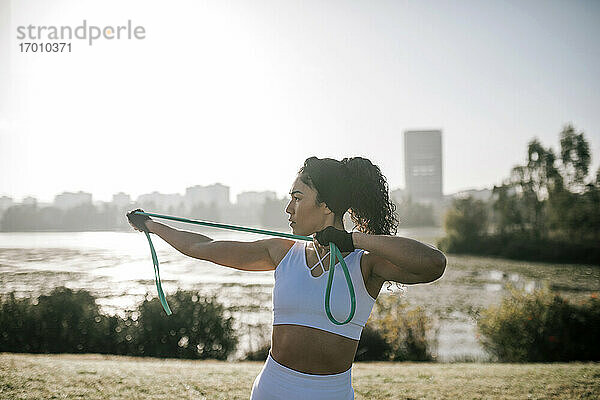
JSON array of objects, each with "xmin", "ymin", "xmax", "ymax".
[{"xmin": 404, "ymin": 130, "xmax": 443, "ymax": 204}]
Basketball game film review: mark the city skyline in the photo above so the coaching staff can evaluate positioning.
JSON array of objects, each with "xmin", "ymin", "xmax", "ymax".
[
  {"xmin": 1, "ymin": 180, "xmax": 477, "ymax": 207},
  {"xmin": 0, "ymin": 185, "xmax": 273, "ymax": 207}
]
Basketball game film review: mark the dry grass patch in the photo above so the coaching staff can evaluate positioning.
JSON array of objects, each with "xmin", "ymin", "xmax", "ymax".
[{"xmin": 1, "ymin": 354, "xmax": 598, "ymax": 400}]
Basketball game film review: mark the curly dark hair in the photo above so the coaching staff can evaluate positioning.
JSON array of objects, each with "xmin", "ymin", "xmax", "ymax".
[{"xmin": 299, "ymin": 156, "xmax": 398, "ymax": 235}]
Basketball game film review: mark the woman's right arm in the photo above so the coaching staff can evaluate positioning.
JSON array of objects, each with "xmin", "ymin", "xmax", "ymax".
[{"xmin": 146, "ymin": 220, "xmax": 291, "ymax": 272}]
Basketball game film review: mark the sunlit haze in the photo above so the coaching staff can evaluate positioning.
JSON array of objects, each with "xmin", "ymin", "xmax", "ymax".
[{"xmin": 1, "ymin": 0, "xmax": 599, "ymax": 204}]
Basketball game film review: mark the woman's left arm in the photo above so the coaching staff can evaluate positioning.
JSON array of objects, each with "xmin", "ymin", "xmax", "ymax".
[{"xmin": 352, "ymin": 232, "xmax": 447, "ymax": 284}]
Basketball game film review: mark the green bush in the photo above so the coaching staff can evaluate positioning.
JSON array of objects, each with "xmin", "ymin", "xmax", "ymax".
[
  {"xmin": 477, "ymin": 288, "xmax": 600, "ymax": 362},
  {"xmin": 243, "ymin": 323, "xmax": 271, "ymax": 361},
  {"xmin": 0, "ymin": 287, "xmax": 110, "ymax": 354},
  {"xmin": 135, "ymin": 290, "xmax": 237, "ymax": 360},
  {"xmin": 244, "ymin": 343, "xmax": 270, "ymax": 361},
  {"xmin": 355, "ymin": 324, "xmax": 392, "ymax": 361},
  {"xmin": 0, "ymin": 288, "xmax": 238, "ymax": 360},
  {"xmin": 0, "ymin": 292, "xmax": 39, "ymax": 352},
  {"xmin": 365, "ymin": 295, "xmax": 436, "ymax": 361},
  {"xmin": 442, "ymin": 197, "xmax": 489, "ymax": 243}
]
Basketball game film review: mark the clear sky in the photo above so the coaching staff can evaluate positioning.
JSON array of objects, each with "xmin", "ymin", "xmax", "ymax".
[{"xmin": 1, "ymin": 0, "xmax": 599, "ymax": 204}]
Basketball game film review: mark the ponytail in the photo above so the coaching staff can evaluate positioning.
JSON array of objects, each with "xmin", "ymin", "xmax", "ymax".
[
  {"xmin": 342, "ymin": 157, "xmax": 398, "ymax": 236},
  {"xmin": 299, "ymin": 156, "xmax": 398, "ymax": 236}
]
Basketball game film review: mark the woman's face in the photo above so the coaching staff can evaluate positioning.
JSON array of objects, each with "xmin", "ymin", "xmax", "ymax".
[{"xmin": 285, "ymin": 175, "xmax": 330, "ymax": 236}]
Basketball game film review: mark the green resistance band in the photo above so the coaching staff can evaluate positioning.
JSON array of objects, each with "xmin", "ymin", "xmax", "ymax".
[{"xmin": 134, "ymin": 211, "xmax": 356, "ymax": 324}]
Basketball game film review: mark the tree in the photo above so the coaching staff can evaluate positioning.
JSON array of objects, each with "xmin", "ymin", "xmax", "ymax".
[
  {"xmin": 546, "ymin": 125, "xmax": 596, "ymax": 241},
  {"xmin": 441, "ymin": 124, "xmax": 599, "ymax": 264},
  {"xmin": 443, "ymin": 196, "xmax": 488, "ymax": 243},
  {"xmin": 559, "ymin": 124, "xmax": 591, "ymax": 193},
  {"xmin": 491, "ymin": 138, "xmax": 559, "ymax": 240},
  {"xmin": 491, "ymin": 184, "xmax": 523, "ymax": 236}
]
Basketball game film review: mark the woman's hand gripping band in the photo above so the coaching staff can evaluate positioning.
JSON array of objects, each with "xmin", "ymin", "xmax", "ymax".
[
  {"xmin": 127, "ymin": 208, "xmax": 152, "ymax": 233},
  {"xmin": 315, "ymin": 226, "xmax": 355, "ymax": 252}
]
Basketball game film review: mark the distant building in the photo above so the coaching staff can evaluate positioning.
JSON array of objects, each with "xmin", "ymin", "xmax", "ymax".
[
  {"xmin": 236, "ymin": 191, "xmax": 276, "ymax": 207},
  {"xmin": 0, "ymin": 196, "xmax": 13, "ymax": 212},
  {"xmin": 185, "ymin": 183, "xmax": 230, "ymax": 209},
  {"xmin": 54, "ymin": 191, "xmax": 92, "ymax": 210},
  {"xmin": 137, "ymin": 191, "xmax": 183, "ymax": 211},
  {"xmin": 404, "ymin": 130, "xmax": 443, "ymax": 204},
  {"xmin": 404, "ymin": 130, "xmax": 444, "ymax": 224},
  {"xmin": 93, "ymin": 200, "xmax": 111, "ymax": 209},
  {"xmin": 22, "ymin": 196, "xmax": 38, "ymax": 206},
  {"xmin": 112, "ymin": 192, "xmax": 131, "ymax": 208}
]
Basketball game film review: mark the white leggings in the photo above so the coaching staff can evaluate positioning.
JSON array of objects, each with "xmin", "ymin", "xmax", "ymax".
[{"xmin": 250, "ymin": 352, "xmax": 354, "ymax": 400}]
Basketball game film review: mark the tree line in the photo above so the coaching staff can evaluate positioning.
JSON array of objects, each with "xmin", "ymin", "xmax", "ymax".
[{"xmin": 439, "ymin": 124, "xmax": 600, "ymax": 264}]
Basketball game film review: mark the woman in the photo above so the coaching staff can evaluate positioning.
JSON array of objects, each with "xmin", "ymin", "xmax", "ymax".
[{"xmin": 127, "ymin": 156, "xmax": 446, "ymax": 400}]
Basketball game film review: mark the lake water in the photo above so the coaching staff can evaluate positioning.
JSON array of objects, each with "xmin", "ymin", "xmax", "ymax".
[{"xmin": 1, "ymin": 227, "xmax": 598, "ymax": 361}]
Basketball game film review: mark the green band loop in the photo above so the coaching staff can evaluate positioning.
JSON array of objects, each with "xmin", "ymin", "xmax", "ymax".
[
  {"xmin": 138, "ymin": 211, "xmax": 313, "ymax": 241},
  {"xmin": 144, "ymin": 230, "xmax": 172, "ymax": 315},
  {"xmin": 324, "ymin": 243, "xmax": 357, "ymax": 325},
  {"xmin": 135, "ymin": 211, "xmax": 356, "ymax": 325}
]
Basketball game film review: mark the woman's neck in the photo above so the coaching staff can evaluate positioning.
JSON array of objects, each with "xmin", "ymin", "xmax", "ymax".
[{"xmin": 332, "ymin": 219, "xmax": 345, "ymax": 230}]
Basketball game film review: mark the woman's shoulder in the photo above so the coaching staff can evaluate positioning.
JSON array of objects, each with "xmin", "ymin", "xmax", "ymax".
[{"xmin": 264, "ymin": 238, "xmax": 297, "ymax": 266}]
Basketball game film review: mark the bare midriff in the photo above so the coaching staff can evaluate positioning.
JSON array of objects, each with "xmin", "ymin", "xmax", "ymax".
[{"xmin": 270, "ymin": 324, "xmax": 359, "ymax": 375}]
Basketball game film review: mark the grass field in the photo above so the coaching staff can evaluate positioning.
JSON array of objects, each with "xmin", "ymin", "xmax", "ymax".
[{"xmin": 1, "ymin": 353, "xmax": 598, "ymax": 399}]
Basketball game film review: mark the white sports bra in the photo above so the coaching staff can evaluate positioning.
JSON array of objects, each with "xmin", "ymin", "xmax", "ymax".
[{"xmin": 272, "ymin": 241, "xmax": 376, "ymax": 340}]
